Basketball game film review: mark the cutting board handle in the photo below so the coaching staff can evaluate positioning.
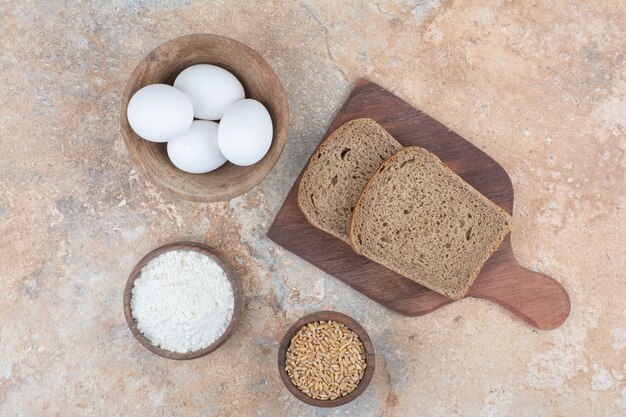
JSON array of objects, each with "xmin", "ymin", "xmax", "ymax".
[{"xmin": 469, "ymin": 260, "xmax": 571, "ymax": 330}]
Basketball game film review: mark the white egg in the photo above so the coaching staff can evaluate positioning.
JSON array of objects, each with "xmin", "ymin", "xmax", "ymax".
[
  {"xmin": 174, "ymin": 64, "xmax": 245, "ymax": 121},
  {"xmin": 167, "ymin": 120, "xmax": 227, "ymax": 174},
  {"xmin": 217, "ymin": 99, "xmax": 273, "ymax": 166},
  {"xmin": 127, "ymin": 84, "xmax": 193, "ymax": 143}
]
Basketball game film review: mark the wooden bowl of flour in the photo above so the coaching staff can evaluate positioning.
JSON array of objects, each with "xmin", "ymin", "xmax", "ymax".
[{"xmin": 123, "ymin": 241, "xmax": 244, "ymax": 360}]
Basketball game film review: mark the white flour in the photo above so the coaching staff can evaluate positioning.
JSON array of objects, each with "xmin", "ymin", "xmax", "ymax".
[{"xmin": 131, "ymin": 249, "xmax": 234, "ymax": 353}]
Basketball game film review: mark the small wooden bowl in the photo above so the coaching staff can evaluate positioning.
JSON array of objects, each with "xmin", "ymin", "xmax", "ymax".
[
  {"xmin": 277, "ymin": 311, "xmax": 376, "ymax": 407},
  {"xmin": 123, "ymin": 241, "xmax": 243, "ymax": 360},
  {"xmin": 120, "ymin": 34, "xmax": 289, "ymax": 202}
]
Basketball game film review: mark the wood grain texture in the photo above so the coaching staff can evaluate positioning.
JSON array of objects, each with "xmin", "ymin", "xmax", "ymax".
[
  {"xmin": 123, "ymin": 241, "xmax": 244, "ymax": 360},
  {"xmin": 120, "ymin": 34, "xmax": 289, "ymax": 202},
  {"xmin": 268, "ymin": 80, "xmax": 570, "ymax": 330},
  {"xmin": 277, "ymin": 311, "xmax": 375, "ymax": 407}
]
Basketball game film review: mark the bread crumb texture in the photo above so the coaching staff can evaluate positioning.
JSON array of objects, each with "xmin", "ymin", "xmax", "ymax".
[
  {"xmin": 298, "ymin": 118, "xmax": 402, "ymax": 242},
  {"xmin": 350, "ymin": 147, "xmax": 512, "ymax": 299}
]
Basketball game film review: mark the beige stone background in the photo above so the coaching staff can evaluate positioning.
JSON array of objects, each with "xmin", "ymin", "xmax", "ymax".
[{"xmin": 0, "ymin": 0, "xmax": 624, "ymax": 415}]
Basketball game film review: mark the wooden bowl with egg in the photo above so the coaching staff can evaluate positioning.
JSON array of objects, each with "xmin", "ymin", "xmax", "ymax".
[
  {"xmin": 120, "ymin": 34, "xmax": 289, "ymax": 202},
  {"xmin": 123, "ymin": 241, "xmax": 244, "ymax": 360},
  {"xmin": 277, "ymin": 311, "xmax": 376, "ymax": 407}
]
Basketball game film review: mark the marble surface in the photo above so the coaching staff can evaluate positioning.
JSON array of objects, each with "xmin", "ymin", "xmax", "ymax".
[{"xmin": 0, "ymin": 1, "xmax": 624, "ymax": 416}]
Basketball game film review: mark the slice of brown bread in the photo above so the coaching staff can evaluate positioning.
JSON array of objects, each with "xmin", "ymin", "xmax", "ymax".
[
  {"xmin": 349, "ymin": 146, "xmax": 512, "ymax": 299},
  {"xmin": 298, "ymin": 118, "xmax": 403, "ymax": 243}
]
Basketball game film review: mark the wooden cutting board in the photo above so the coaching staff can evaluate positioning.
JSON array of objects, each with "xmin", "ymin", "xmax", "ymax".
[{"xmin": 267, "ymin": 80, "xmax": 570, "ymax": 330}]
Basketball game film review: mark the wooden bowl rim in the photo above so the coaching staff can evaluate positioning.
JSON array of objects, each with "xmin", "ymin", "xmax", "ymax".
[
  {"xmin": 120, "ymin": 33, "xmax": 289, "ymax": 202},
  {"xmin": 277, "ymin": 311, "xmax": 376, "ymax": 407},
  {"xmin": 123, "ymin": 241, "xmax": 244, "ymax": 360}
]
